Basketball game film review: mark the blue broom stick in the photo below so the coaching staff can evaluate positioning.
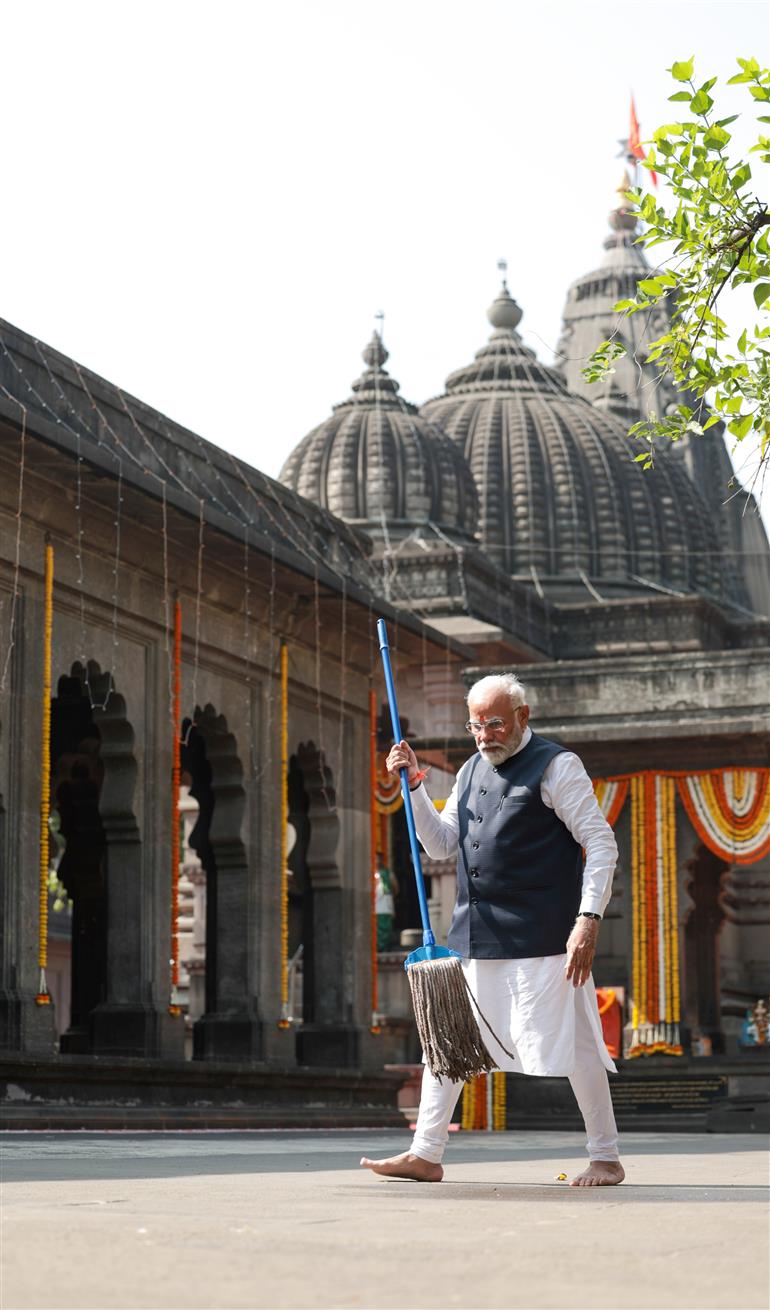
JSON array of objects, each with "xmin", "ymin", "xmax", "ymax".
[{"xmin": 377, "ymin": 618, "xmax": 441, "ymax": 961}]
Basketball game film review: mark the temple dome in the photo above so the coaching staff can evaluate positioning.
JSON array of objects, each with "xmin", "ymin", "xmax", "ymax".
[
  {"xmin": 420, "ymin": 282, "xmax": 729, "ymax": 603},
  {"xmin": 279, "ymin": 332, "xmax": 478, "ymax": 541}
]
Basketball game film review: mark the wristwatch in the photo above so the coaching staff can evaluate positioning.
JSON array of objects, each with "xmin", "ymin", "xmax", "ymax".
[{"xmin": 578, "ymin": 911, "xmax": 602, "ymax": 921}]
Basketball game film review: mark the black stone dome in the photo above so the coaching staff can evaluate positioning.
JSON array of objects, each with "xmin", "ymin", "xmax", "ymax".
[
  {"xmin": 279, "ymin": 333, "xmax": 478, "ymax": 542},
  {"xmin": 420, "ymin": 284, "xmax": 728, "ymax": 602}
]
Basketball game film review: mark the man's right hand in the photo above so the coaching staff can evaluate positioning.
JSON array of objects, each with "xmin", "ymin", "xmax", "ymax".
[{"xmin": 386, "ymin": 740, "xmax": 420, "ymax": 786}]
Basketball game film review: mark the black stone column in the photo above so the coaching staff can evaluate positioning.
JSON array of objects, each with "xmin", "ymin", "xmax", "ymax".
[
  {"xmin": 294, "ymin": 742, "xmax": 359, "ymax": 1068},
  {"xmin": 191, "ymin": 707, "xmax": 262, "ymax": 1062}
]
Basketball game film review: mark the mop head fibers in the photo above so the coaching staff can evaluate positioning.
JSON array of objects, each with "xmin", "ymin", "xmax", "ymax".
[{"xmin": 408, "ymin": 954, "xmax": 496, "ymax": 1082}]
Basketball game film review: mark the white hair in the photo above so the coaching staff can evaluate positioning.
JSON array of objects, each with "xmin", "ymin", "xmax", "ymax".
[{"xmin": 467, "ymin": 673, "xmax": 527, "ymax": 711}]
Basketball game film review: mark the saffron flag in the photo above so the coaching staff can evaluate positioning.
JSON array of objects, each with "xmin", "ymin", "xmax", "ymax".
[{"xmin": 629, "ymin": 95, "xmax": 658, "ymax": 188}]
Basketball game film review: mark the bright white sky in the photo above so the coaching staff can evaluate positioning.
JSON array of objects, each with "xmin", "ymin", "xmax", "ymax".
[{"xmin": 3, "ymin": 0, "xmax": 769, "ymax": 526}]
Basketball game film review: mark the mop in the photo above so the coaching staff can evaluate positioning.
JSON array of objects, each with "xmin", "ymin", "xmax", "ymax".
[{"xmin": 377, "ymin": 619, "xmax": 496, "ymax": 1082}]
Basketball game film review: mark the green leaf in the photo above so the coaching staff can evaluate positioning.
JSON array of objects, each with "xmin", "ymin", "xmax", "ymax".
[
  {"xmin": 704, "ymin": 124, "xmax": 730, "ymax": 148},
  {"xmin": 737, "ymin": 329, "xmax": 748, "ymax": 353},
  {"xmin": 754, "ymin": 283, "xmax": 770, "ymax": 309},
  {"xmin": 690, "ymin": 90, "xmax": 714, "ymax": 114},
  {"xmin": 671, "ymin": 57, "xmax": 695, "ymax": 82},
  {"xmin": 728, "ymin": 413, "xmax": 754, "ymax": 439},
  {"xmin": 668, "ymin": 91, "xmax": 692, "ymax": 102},
  {"xmin": 638, "ymin": 278, "xmax": 664, "ymax": 295}
]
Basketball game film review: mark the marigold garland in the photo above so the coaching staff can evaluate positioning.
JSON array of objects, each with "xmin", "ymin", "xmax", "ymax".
[
  {"xmin": 593, "ymin": 778, "xmax": 629, "ymax": 829},
  {"xmin": 168, "ymin": 598, "xmax": 183, "ymax": 1016},
  {"xmin": 677, "ymin": 770, "xmax": 770, "ymax": 864},
  {"xmin": 627, "ymin": 774, "xmax": 682, "ymax": 1057},
  {"xmin": 36, "ymin": 539, "xmax": 54, "ymax": 1006},
  {"xmin": 375, "ymin": 755, "xmax": 403, "ymax": 815}
]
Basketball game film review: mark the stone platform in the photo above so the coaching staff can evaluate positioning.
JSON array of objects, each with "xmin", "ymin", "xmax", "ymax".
[
  {"xmin": 502, "ymin": 1053, "xmax": 770, "ymax": 1132},
  {"xmin": 0, "ymin": 1054, "xmax": 407, "ymax": 1130}
]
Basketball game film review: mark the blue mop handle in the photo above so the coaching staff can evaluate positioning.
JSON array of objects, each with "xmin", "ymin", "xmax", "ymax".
[{"xmin": 377, "ymin": 619, "xmax": 435, "ymax": 949}]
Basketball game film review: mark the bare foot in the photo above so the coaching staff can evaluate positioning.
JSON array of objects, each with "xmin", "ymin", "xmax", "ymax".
[
  {"xmin": 570, "ymin": 1160, "xmax": 625, "ymax": 1188},
  {"xmin": 360, "ymin": 1151, "xmax": 443, "ymax": 1182}
]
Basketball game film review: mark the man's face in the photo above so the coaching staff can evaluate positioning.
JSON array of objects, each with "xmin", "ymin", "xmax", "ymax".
[{"xmin": 466, "ymin": 689, "xmax": 530, "ymax": 765}]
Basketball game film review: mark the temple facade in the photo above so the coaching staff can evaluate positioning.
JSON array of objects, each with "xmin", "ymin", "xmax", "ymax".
[{"xmin": 1, "ymin": 164, "xmax": 769, "ymax": 1126}]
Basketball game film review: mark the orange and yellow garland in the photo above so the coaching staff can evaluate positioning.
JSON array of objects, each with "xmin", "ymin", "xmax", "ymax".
[
  {"xmin": 35, "ymin": 539, "xmax": 54, "ymax": 1006},
  {"xmin": 627, "ymin": 774, "xmax": 682, "ymax": 1056},
  {"xmin": 677, "ymin": 769, "xmax": 770, "ymax": 864},
  {"xmin": 461, "ymin": 1071, "xmax": 507, "ymax": 1131}
]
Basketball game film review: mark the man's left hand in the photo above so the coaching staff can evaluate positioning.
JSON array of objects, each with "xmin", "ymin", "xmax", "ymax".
[{"xmin": 565, "ymin": 917, "xmax": 600, "ymax": 988}]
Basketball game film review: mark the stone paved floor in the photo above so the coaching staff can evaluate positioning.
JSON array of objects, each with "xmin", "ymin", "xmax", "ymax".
[{"xmin": 1, "ymin": 1130, "xmax": 768, "ymax": 1309}]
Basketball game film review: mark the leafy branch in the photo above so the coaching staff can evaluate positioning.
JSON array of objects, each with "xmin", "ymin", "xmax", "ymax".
[{"xmin": 584, "ymin": 56, "xmax": 770, "ymax": 473}]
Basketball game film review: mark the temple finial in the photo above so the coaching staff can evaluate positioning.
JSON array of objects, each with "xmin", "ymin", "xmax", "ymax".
[{"xmin": 497, "ymin": 257, "xmax": 508, "ymax": 291}]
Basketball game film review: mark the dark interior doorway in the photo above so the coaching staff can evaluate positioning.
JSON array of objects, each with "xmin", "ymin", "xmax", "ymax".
[
  {"xmin": 287, "ymin": 754, "xmax": 314, "ymax": 1023},
  {"xmin": 180, "ymin": 719, "xmax": 217, "ymax": 1052},
  {"xmin": 50, "ymin": 673, "xmax": 106, "ymax": 1054}
]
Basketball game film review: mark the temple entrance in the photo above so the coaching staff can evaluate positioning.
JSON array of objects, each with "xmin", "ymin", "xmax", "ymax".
[{"xmin": 49, "ymin": 668, "xmax": 107, "ymax": 1054}]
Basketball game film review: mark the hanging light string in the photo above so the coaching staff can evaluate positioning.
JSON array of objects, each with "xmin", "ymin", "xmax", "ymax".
[
  {"xmin": 0, "ymin": 388, "xmax": 27, "ymax": 694},
  {"xmin": 169, "ymin": 597, "xmax": 183, "ymax": 1016},
  {"xmin": 187, "ymin": 499, "xmax": 205, "ymax": 737},
  {"xmin": 36, "ymin": 536, "xmax": 54, "ymax": 1006},
  {"xmin": 161, "ymin": 485, "xmax": 175, "ymax": 729},
  {"xmin": 369, "ymin": 688, "xmax": 380, "ymax": 1033},
  {"xmin": 278, "ymin": 640, "xmax": 291, "ymax": 1029}
]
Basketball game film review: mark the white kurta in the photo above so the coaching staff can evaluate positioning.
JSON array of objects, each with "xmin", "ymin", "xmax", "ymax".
[{"xmin": 463, "ymin": 955, "xmax": 616, "ymax": 1076}]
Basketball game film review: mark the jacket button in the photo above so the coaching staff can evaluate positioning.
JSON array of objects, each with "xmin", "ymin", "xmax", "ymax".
[
  {"xmin": 477, "ymin": 816, "xmax": 483, "ymax": 823},
  {"xmin": 480, "ymin": 787, "xmax": 487, "ymax": 795},
  {"xmin": 471, "ymin": 896, "xmax": 479, "ymax": 904},
  {"xmin": 470, "ymin": 870, "xmax": 479, "ymax": 878},
  {"xmin": 472, "ymin": 842, "xmax": 479, "ymax": 850}
]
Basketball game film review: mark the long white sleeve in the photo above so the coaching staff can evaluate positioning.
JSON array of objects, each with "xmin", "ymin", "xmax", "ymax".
[
  {"xmin": 541, "ymin": 752, "xmax": 618, "ymax": 917},
  {"xmin": 408, "ymin": 772, "xmax": 462, "ymax": 860}
]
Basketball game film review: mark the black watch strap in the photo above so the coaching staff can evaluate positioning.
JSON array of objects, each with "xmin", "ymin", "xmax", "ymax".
[{"xmin": 578, "ymin": 911, "xmax": 602, "ymax": 921}]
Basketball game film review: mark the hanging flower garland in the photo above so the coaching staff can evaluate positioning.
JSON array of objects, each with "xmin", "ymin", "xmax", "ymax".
[
  {"xmin": 593, "ymin": 777, "xmax": 629, "ymax": 829},
  {"xmin": 168, "ymin": 598, "xmax": 182, "ymax": 1017},
  {"xmin": 375, "ymin": 753, "xmax": 403, "ymax": 815},
  {"xmin": 36, "ymin": 538, "xmax": 54, "ymax": 1007},
  {"xmin": 628, "ymin": 774, "xmax": 682, "ymax": 1058},
  {"xmin": 677, "ymin": 769, "xmax": 770, "ymax": 864},
  {"xmin": 492, "ymin": 1070, "xmax": 506, "ymax": 1131}
]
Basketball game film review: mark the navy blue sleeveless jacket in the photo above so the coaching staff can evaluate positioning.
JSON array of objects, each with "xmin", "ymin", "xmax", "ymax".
[{"xmin": 447, "ymin": 732, "xmax": 583, "ymax": 959}]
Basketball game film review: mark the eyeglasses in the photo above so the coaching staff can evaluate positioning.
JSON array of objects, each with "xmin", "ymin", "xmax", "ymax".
[{"xmin": 465, "ymin": 717, "xmax": 507, "ymax": 736}]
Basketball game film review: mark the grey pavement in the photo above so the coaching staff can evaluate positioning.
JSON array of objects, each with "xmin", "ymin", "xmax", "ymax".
[{"xmin": 1, "ymin": 1130, "xmax": 768, "ymax": 1310}]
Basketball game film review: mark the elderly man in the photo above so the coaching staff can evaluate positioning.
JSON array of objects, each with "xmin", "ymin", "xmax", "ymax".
[{"xmin": 361, "ymin": 673, "xmax": 624, "ymax": 1188}]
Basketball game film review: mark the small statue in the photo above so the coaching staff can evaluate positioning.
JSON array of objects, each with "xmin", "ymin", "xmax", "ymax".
[{"xmin": 740, "ymin": 998, "xmax": 769, "ymax": 1046}]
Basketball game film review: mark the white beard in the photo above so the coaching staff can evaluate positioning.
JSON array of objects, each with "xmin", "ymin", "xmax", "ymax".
[{"xmin": 477, "ymin": 732, "xmax": 521, "ymax": 765}]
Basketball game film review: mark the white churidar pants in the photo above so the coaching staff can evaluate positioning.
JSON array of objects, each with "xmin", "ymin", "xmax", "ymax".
[{"xmin": 411, "ymin": 955, "xmax": 619, "ymax": 1165}]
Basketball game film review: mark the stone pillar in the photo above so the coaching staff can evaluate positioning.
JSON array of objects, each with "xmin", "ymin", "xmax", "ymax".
[
  {"xmin": 294, "ymin": 742, "xmax": 359, "ymax": 1067},
  {"xmin": 0, "ymin": 590, "xmax": 55, "ymax": 1055},
  {"xmin": 89, "ymin": 682, "xmax": 169, "ymax": 1057},
  {"xmin": 191, "ymin": 706, "xmax": 262, "ymax": 1062}
]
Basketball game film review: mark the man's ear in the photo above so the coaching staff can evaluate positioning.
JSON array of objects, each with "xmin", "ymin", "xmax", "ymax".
[{"xmin": 519, "ymin": 704, "xmax": 530, "ymax": 727}]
